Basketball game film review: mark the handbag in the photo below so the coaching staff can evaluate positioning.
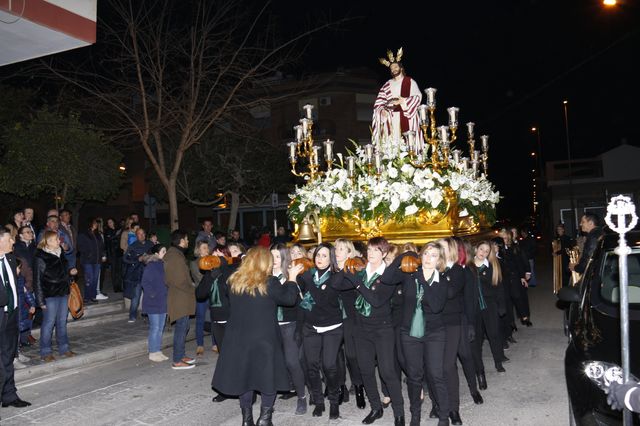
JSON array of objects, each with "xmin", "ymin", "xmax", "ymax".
[{"xmin": 68, "ymin": 279, "xmax": 85, "ymax": 320}]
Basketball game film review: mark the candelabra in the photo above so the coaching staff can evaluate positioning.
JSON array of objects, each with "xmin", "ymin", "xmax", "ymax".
[{"xmin": 287, "ymin": 104, "xmax": 334, "ymax": 181}]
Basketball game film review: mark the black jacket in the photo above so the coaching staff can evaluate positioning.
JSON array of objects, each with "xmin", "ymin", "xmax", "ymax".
[
  {"xmin": 333, "ymin": 269, "xmax": 395, "ymax": 328},
  {"xmin": 13, "ymin": 240, "xmax": 36, "ymax": 268},
  {"xmin": 441, "ymin": 263, "xmax": 466, "ymax": 326},
  {"xmin": 77, "ymin": 229, "xmax": 105, "ymax": 265},
  {"xmin": 470, "ymin": 263, "xmax": 505, "ymax": 316},
  {"xmin": 34, "ymin": 249, "xmax": 70, "ymax": 306},
  {"xmin": 574, "ymin": 226, "xmax": 604, "ymax": 274},
  {"xmin": 298, "ymin": 268, "xmax": 343, "ymax": 327},
  {"xmin": 0, "ymin": 253, "xmax": 18, "ymax": 307},
  {"xmin": 196, "ymin": 259, "xmax": 236, "ymax": 322}
]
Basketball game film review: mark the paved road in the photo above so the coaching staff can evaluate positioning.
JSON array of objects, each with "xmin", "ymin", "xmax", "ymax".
[{"xmin": 1, "ymin": 251, "xmax": 569, "ymax": 426}]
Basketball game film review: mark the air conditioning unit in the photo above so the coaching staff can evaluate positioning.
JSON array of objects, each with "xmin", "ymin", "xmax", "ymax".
[{"xmin": 319, "ymin": 96, "xmax": 332, "ymax": 106}]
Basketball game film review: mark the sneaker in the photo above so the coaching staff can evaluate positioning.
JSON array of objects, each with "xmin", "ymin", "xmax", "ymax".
[
  {"xmin": 95, "ymin": 293, "xmax": 109, "ymax": 301},
  {"xmin": 181, "ymin": 356, "xmax": 196, "ymax": 365},
  {"xmin": 171, "ymin": 361, "xmax": 195, "ymax": 370},
  {"xmin": 158, "ymin": 352, "xmax": 169, "ymax": 361},
  {"xmin": 18, "ymin": 352, "xmax": 30, "ymax": 363},
  {"xmin": 13, "ymin": 359, "xmax": 27, "ymax": 370},
  {"xmin": 127, "ymin": 319, "xmax": 135, "ymax": 323},
  {"xmin": 212, "ymin": 345, "xmax": 219, "ymax": 353},
  {"xmin": 196, "ymin": 346, "xmax": 204, "ymax": 356},
  {"xmin": 149, "ymin": 352, "xmax": 165, "ymax": 362}
]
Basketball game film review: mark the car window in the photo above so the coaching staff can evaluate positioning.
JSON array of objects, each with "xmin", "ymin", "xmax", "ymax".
[{"xmin": 600, "ymin": 249, "xmax": 640, "ymax": 305}]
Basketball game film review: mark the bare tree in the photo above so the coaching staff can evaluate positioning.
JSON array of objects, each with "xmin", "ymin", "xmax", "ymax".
[{"xmin": 44, "ymin": 0, "xmax": 336, "ymax": 229}]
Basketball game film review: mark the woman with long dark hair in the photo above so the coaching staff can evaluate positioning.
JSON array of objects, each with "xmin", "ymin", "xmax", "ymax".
[{"xmin": 212, "ymin": 247, "xmax": 302, "ymax": 426}]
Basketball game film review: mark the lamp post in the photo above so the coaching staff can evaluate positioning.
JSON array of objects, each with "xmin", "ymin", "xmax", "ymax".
[{"xmin": 563, "ymin": 100, "xmax": 577, "ymax": 236}]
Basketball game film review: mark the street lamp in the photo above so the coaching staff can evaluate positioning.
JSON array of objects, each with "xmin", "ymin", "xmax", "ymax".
[{"xmin": 603, "ymin": 0, "xmax": 617, "ymax": 6}]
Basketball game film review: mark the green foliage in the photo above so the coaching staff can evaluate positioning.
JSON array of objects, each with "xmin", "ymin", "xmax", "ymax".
[{"xmin": 0, "ymin": 108, "xmax": 122, "ymax": 205}]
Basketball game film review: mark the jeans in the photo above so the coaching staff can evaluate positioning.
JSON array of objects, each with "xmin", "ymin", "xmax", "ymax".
[
  {"xmin": 148, "ymin": 313, "xmax": 166, "ymax": 353},
  {"xmin": 83, "ymin": 263, "xmax": 101, "ymax": 300},
  {"xmin": 172, "ymin": 316, "xmax": 190, "ymax": 363},
  {"xmin": 195, "ymin": 301, "xmax": 209, "ymax": 346},
  {"xmin": 129, "ymin": 283, "xmax": 143, "ymax": 320},
  {"xmin": 40, "ymin": 295, "xmax": 70, "ymax": 357}
]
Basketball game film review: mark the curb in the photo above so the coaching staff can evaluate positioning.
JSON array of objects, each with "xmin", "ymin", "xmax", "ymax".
[{"xmin": 16, "ymin": 325, "xmax": 197, "ymax": 384}]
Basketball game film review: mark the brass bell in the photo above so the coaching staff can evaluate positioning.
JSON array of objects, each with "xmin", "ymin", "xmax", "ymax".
[{"xmin": 297, "ymin": 218, "xmax": 316, "ymax": 243}]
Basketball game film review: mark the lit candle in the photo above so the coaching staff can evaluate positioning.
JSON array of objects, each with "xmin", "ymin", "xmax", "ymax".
[
  {"xmin": 480, "ymin": 135, "xmax": 489, "ymax": 152},
  {"xmin": 365, "ymin": 144, "xmax": 374, "ymax": 164},
  {"xmin": 473, "ymin": 150, "xmax": 480, "ymax": 162},
  {"xmin": 300, "ymin": 118, "xmax": 311, "ymax": 138},
  {"xmin": 461, "ymin": 157, "xmax": 469, "ymax": 171},
  {"xmin": 403, "ymin": 131, "xmax": 416, "ymax": 152},
  {"xmin": 323, "ymin": 139, "xmax": 334, "ymax": 162},
  {"xmin": 374, "ymin": 153, "xmax": 382, "ymax": 173},
  {"xmin": 294, "ymin": 125, "xmax": 303, "ymax": 143},
  {"xmin": 303, "ymin": 104, "xmax": 314, "ymax": 119},
  {"xmin": 425, "ymin": 87, "xmax": 437, "ymax": 108},
  {"xmin": 437, "ymin": 126, "xmax": 449, "ymax": 143},
  {"xmin": 466, "ymin": 122, "xmax": 475, "ymax": 139},
  {"xmin": 347, "ymin": 156, "xmax": 356, "ymax": 177},
  {"xmin": 471, "ymin": 160, "xmax": 479, "ymax": 176},
  {"xmin": 418, "ymin": 105, "xmax": 428, "ymax": 124},
  {"xmin": 447, "ymin": 107, "xmax": 459, "ymax": 129},
  {"xmin": 287, "ymin": 141, "xmax": 297, "ymax": 162},
  {"xmin": 452, "ymin": 150, "xmax": 461, "ymax": 164},
  {"xmin": 311, "ymin": 146, "xmax": 321, "ymax": 166}
]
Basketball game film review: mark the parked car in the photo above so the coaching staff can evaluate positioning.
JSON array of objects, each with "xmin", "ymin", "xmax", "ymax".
[{"xmin": 559, "ymin": 231, "xmax": 640, "ymax": 425}]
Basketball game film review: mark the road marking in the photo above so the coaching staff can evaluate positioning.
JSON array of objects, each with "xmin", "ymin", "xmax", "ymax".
[
  {"xmin": 1, "ymin": 381, "xmax": 129, "ymax": 421},
  {"xmin": 20, "ymin": 369, "xmax": 81, "ymax": 388}
]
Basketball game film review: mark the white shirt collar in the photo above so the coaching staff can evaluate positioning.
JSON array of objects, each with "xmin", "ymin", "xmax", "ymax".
[
  {"xmin": 366, "ymin": 262, "xmax": 386, "ymax": 278},
  {"xmin": 446, "ymin": 261, "xmax": 454, "ymax": 269},
  {"xmin": 480, "ymin": 259, "xmax": 489, "ymax": 268},
  {"xmin": 423, "ymin": 269, "xmax": 440, "ymax": 285}
]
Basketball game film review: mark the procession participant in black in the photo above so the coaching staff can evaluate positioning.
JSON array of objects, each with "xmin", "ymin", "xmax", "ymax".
[
  {"xmin": 457, "ymin": 240, "xmax": 483, "ymax": 405},
  {"xmin": 499, "ymin": 228, "xmax": 531, "ymax": 327},
  {"xmin": 270, "ymin": 243, "xmax": 307, "ymax": 415},
  {"xmin": 470, "ymin": 241, "xmax": 507, "ymax": 385},
  {"xmin": 297, "ymin": 243, "xmax": 343, "ymax": 419},
  {"xmin": 211, "ymin": 247, "xmax": 302, "ymax": 426},
  {"xmin": 335, "ymin": 237, "xmax": 405, "ymax": 426},
  {"xmin": 196, "ymin": 245, "xmax": 235, "ymax": 403},
  {"xmin": 0, "ymin": 227, "xmax": 32, "ymax": 415},
  {"xmin": 439, "ymin": 238, "xmax": 467, "ymax": 426},
  {"xmin": 335, "ymin": 238, "xmax": 366, "ymax": 409}
]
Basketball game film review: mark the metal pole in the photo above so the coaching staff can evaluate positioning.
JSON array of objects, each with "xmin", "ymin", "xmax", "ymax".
[
  {"xmin": 563, "ymin": 101, "xmax": 577, "ymax": 236},
  {"xmin": 605, "ymin": 195, "xmax": 638, "ymax": 426}
]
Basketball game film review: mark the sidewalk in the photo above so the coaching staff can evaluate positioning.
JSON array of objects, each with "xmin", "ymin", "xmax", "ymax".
[{"xmin": 16, "ymin": 290, "xmax": 198, "ymax": 384}]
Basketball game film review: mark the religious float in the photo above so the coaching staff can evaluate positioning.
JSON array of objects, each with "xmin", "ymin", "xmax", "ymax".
[{"xmin": 287, "ymin": 49, "xmax": 500, "ymax": 244}]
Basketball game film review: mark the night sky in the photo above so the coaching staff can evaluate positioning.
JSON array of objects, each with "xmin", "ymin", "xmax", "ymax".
[{"xmin": 274, "ymin": 0, "xmax": 640, "ymax": 220}]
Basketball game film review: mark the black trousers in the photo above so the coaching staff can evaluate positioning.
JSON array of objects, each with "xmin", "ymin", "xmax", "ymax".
[
  {"xmin": 111, "ymin": 255, "xmax": 123, "ymax": 292},
  {"xmin": 356, "ymin": 323, "xmax": 404, "ymax": 416},
  {"xmin": 444, "ymin": 324, "xmax": 462, "ymax": 411},
  {"xmin": 508, "ymin": 275, "xmax": 530, "ymax": 320},
  {"xmin": 457, "ymin": 322, "xmax": 479, "ymax": 395},
  {"xmin": 303, "ymin": 324, "xmax": 343, "ymax": 406},
  {"xmin": 381, "ymin": 326, "xmax": 404, "ymax": 399},
  {"xmin": 279, "ymin": 322, "xmax": 306, "ymax": 397},
  {"xmin": 342, "ymin": 317, "xmax": 363, "ymax": 387},
  {"xmin": 472, "ymin": 302, "xmax": 504, "ymax": 374},
  {"xmin": 0, "ymin": 311, "xmax": 19, "ymax": 404},
  {"xmin": 212, "ymin": 321, "xmax": 226, "ymax": 351}
]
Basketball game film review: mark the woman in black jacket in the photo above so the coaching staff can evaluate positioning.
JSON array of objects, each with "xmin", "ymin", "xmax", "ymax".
[
  {"xmin": 34, "ymin": 230, "xmax": 78, "ymax": 362},
  {"xmin": 298, "ymin": 243, "xmax": 343, "ymax": 419},
  {"xmin": 211, "ymin": 247, "xmax": 302, "ymax": 426}
]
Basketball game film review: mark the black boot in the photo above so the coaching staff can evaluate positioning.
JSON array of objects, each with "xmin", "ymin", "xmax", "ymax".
[
  {"xmin": 256, "ymin": 406, "xmax": 273, "ymax": 426},
  {"xmin": 329, "ymin": 403, "xmax": 340, "ymax": 420},
  {"xmin": 362, "ymin": 408, "xmax": 384, "ymax": 424},
  {"xmin": 241, "ymin": 407, "xmax": 254, "ymax": 426},
  {"xmin": 355, "ymin": 385, "xmax": 366, "ymax": 409},
  {"xmin": 477, "ymin": 373, "xmax": 487, "ymax": 390},
  {"xmin": 495, "ymin": 362, "xmax": 506, "ymax": 373},
  {"xmin": 449, "ymin": 411, "xmax": 463, "ymax": 425},
  {"xmin": 394, "ymin": 415, "xmax": 405, "ymax": 425},
  {"xmin": 471, "ymin": 392, "xmax": 484, "ymax": 404},
  {"xmin": 312, "ymin": 403, "xmax": 325, "ymax": 417},
  {"xmin": 429, "ymin": 405, "xmax": 439, "ymax": 419}
]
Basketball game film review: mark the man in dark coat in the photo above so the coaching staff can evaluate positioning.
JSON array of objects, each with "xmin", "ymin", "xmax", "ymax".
[
  {"xmin": 570, "ymin": 213, "xmax": 604, "ymax": 275},
  {"xmin": 0, "ymin": 227, "xmax": 32, "ymax": 419}
]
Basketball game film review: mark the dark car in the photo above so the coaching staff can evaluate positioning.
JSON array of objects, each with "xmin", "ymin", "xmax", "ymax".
[{"xmin": 559, "ymin": 231, "xmax": 640, "ymax": 425}]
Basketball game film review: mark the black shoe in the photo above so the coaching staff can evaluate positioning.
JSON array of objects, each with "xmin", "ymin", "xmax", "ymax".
[
  {"xmin": 511, "ymin": 323, "xmax": 518, "ymax": 332},
  {"xmin": 338, "ymin": 385, "xmax": 345, "ymax": 404},
  {"xmin": 507, "ymin": 335, "xmax": 517, "ymax": 344},
  {"xmin": 241, "ymin": 406, "xmax": 255, "ymax": 426},
  {"xmin": 503, "ymin": 341, "xmax": 509, "ymax": 350},
  {"xmin": 256, "ymin": 406, "xmax": 273, "ymax": 426},
  {"xmin": 362, "ymin": 408, "xmax": 384, "ymax": 424},
  {"xmin": 329, "ymin": 403, "xmax": 340, "ymax": 420},
  {"xmin": 438, "ymin": 420, "xmax": 450, "ymax": 426},
  {"xmin": 502, "ymin": 356, "xmax": 510, "ymax": 363},
  {"xmin": 471, "ymin": 392, "xmax": 484, "ymax": 404},
  {"xmin": 525, "ymin": 319, "xmax": 533, "ymax": 327},
  {"xmin": 312, "ymin": 403, "xmax": 325, "ymax": 417},
  {"xmin": 279, "ymin": 391, "xmax": 296, "ymax": 400},
  {"xmin": 449, "ymin": 411, "xmax": 463, "ymax": 425},
  {"xmin": 355, "ymin": 385, "xmax": 366, "ymax": 409},
  {"xmin": 2, "ymin": 398, "xmax": 31, "ymax": 408},
  {"xmin": 495, "ymin": 362, "xmax": 506, "ymax": 373},
  {"xmin": 394, "ymin": 415, "xmax": 405, "ymax": 425},
  {"xmin": 295, "ymin": 397, "xmax": 307, "ymax": 415},
  {"xmin": 212, "ymin": 394, "xmax": 227, "ymax": 402},
  {"xmin": 477, "ymin": 373, "xmax": 487, "ymax": 390},
  {"xmin": 429, "ymin": 405, "xmax": 439, "ymax": 418}
]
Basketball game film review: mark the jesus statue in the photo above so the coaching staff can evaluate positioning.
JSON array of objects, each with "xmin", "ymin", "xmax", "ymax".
[{"xmin": 372, "ymin": 48, "xmax": 423, "ymax": 148}]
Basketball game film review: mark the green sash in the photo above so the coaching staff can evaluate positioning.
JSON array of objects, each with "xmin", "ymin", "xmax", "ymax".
[
  {"xmin": 409, "ymin": 272, "xmax": 434, "ymax": 338},
  {"xmin": 276, "ymin": 273, "xmax": 285, "ymax": 321},
  {"xmin": 477, "ymin": 265, "xmax": 488, "ymax": 311},
  {"xmin": 354, "ymin": 271, "xmax": 380, "ymax": 317},
  {"xmin": 210, "ymin": 276, "xmax": 222, "ymax": 308},
  {"xmin": 299, "ymin": 268, "xmax": 330, "ymax": 311}
]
